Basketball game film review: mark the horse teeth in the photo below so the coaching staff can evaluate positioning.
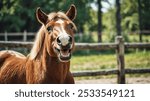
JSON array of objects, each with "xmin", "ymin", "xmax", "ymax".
[{"xmin": 60, "ymin": 51, "xmax": 70, "ymax": 57}]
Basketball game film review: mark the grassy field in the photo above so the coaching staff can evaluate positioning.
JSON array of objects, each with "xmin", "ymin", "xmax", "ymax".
[
  {"xmin": 70, "ymin": 50, "xmax": 150, "ymax": 72},
  {"xmin": 70, "ymin": 50, "xmax": 150, "ymax": 81},
  {"xmin": 72, "ymin": 33, "xmax": 150, "ymax": 73}
]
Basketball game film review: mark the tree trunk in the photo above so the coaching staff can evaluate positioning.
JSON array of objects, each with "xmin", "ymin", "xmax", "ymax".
[
  {"xmin": 97, "ymin": 0, "xmax": 102, "ymax": 42},
  {"xmin": 116, "ymin": 0, "xmax": 122, "ymax": 36},
  {"xmin": 138, "ymin": 0, "xmax": 142, "ymax": 42}
]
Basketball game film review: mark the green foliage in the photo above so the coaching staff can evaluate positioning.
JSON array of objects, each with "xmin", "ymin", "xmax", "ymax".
[
  {"xmin": 140, "ymin": 0, "xmax": 150, "ymax": 31},
  {"xmin": 0, "ymin": 0, "xmax": 94, "ymax": 33},
  {"xmin": 0, "ymin": 0, "xmax": 150, "ymax": 42},
  {"xmin": 121, "ymin": 0, "xmax": 139, "ymax": 32},
  {"xmin": 75, "ymin": 33, "xmax": 95, "ymax": 43},
  {"xmin": 103, "ymin": 8, "xmax": 116, "ymax": 35}
]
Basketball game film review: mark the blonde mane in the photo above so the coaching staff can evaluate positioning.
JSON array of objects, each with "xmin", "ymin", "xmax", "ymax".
[{"xmin": 30, "ymin": 25, "xmax": 45, "ymax": 60}]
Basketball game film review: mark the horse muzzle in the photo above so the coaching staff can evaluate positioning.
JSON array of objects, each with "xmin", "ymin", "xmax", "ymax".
[{"xmin": 54, "ymin": 36, "xmax": 73, "ymax": 62}]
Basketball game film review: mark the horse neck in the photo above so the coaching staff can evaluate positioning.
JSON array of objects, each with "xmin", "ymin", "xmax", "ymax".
[{"xmin": 37, "ymin": 39, "xmax": 70, "ymax": 83}]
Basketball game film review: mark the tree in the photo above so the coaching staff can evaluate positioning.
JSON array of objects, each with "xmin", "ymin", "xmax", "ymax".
[
  {"xmin": 0, "ymin": 0, "xmax": 93, "ymax": 34},
  {"xmin": 116, "ymin": 0, "xmax": 121, "ymax": 36},
  {"xmin": 138, "ymin": 0, "xmax": 142, "ymax": 42},
  {"xmin": 140, "ymin": 0, "xmax": 150, "ymax": 32},
  {"xmin": 121, "ymin": 0, "xmax": 139, "ymax": 32},
  {"xmin": 97, "ymin": 0, "xmax": 102, "ymax": 42}
]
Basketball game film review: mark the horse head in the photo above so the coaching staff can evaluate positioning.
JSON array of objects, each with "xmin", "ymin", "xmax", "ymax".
[{"xmin": 36, "ymin": 5, "xmax": 77, "ymax": 62}]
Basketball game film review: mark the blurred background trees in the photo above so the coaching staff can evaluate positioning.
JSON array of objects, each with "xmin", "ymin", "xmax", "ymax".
[{"xmin": 0, "ymin": 0, "xmax": 150, "ymax": 42}]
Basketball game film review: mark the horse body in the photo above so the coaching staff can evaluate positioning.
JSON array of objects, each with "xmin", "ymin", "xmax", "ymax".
[
  {"xmin": 0, "ymin": 50, "xmax": 73, "ymax": 84},
  {"xmin": 0, "ymin": 50, "xmax": 26, "ymax": 83},
  {"xmin": 0, "ymin": 5, "xmax": 77, "ymax": 84}
]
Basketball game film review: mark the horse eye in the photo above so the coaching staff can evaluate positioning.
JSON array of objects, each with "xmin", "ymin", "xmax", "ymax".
[
  {"xmin": 47, "ymin": 26, "xmax": 52, "ymax": 33},
  {"xmin": 68, "ymin": 24, "xmax": 74, "ymax": 29}
]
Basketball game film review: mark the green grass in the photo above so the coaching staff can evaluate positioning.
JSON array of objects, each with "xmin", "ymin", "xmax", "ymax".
[
  {"xmin": 125, "ymin": 50, "xmax": 150, "ymax": 68},
  {"xmin": 71, "ymin": 50, "xmax": 150, "ymax": 80},
  {"xmin": 71, "ymin": 53, "xmax": 116, "ymax": 71},
  {"xmin": 70, "ymin": 50, "xmax": 150, "ymax": 72}
]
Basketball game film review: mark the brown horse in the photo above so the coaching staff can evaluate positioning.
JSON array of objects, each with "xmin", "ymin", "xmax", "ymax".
[{"xmin": 0, "ymin": 5, "xmax": 77, "ymax": 84}]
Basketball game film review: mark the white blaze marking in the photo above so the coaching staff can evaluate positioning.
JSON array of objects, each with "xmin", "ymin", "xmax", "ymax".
[
  {"xmin": 59, "ymin": 34, "xmax": 69, "ymax": 46},
  {"xmin": 56, "ymin": 19, "xmax": 64, "ymax": 24},
  {"xmin": 56, "ymin": 19, "xmax": 70, "ymax": 46}
]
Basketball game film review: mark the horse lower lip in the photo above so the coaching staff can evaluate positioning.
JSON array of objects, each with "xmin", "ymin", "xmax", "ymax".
[
  {"xmin": 55, "ymin": 47, "xmax": 71, "ymax": 61},
  {"xmin": 60, "ymin": 54, "xmax": 71, "ymax": 61},
  {"xmin": 59, "ymin": 53, "xmax": 71, "ymax": 61}
]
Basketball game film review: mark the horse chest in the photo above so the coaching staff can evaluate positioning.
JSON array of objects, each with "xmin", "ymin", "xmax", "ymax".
[{"xmin": 45, "ymin": 62, "xmax": 69, "ymax": 84}]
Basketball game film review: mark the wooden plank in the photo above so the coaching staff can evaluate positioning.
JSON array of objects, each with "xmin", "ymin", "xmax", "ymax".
[
  {"xmin": 125, "ymin": 43, "xmax": 150, "ymax": 48},
  {"xmin": 72, "ymin": 68, "xmax": 150, "ymax": 77},
  {"xmin": 0, "ymin": 33, "xmax": 35, "ymax": 36},
  {"xmin": 0, "ymin": 41, "xmax": 118, "ymax": 50},
  {"xmin": 125, "ymin": 68, "xmax": 150, "ymax": 74},
  {"xmin": 72, "ymin": 69, "xmax": 118, "ymax": 77},
  {"xmin": 0, "ymin": 41, "xmax": 33, "ymax": 49},
  {"xmin": 4, "ymin": 32, "xmax": 8, "ymax": 41},
  {"xmin": 116, "ymin": 36, "xmax": 125, "ymax": 84},
  {"xmin": 0, "ymin": 41, "xmax": 150, "ymax": 50},
  {"xmin": 23, "ymin": 31, "xmax": 27, "ymax": 42}
]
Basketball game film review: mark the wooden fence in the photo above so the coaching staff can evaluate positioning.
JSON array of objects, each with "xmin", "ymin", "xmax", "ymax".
[
  {"xmin": 0, "ymin": 31, "xmax": 35, "ymax": 41},
  {"xmin": 0, "ymin": 36, "xmax": 150, "ymax": 84},
  {"xmin": 1, "ymin": 30, "xmax": 150, "ymax": 41},
  {"xmin": 0, "ymin": 32, "xmax": 82, "ymax": 41}
]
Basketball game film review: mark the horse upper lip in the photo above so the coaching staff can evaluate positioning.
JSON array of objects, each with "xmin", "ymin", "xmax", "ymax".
[
  {"xmin": 55, "ymin": 47, "xmax": 60, "ymax": 52},
  {"xmin": 54, "ymin": 47, "xmax": 71, "ymax": 62}
]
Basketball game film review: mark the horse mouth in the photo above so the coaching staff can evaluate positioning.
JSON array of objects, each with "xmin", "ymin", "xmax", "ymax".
[{"xmin": 54, "ymin": 47, "xmax": 71, "ymax": 62}]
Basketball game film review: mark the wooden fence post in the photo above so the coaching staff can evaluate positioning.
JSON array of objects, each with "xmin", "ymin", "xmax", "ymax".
[
  {"xmin": 4, "ymin": 31, "xmax": 8, "ymax": 41},
  {"xmin": 23, "ymin": 30, "xmax": 27, "ymax": 42},
  {"xmin": 4, "ymin": 31, "xmax": 8, "ymax": 50},
  {"xmin": 115, "ymin": 36, "xmax": 125, "ymax": 84}
]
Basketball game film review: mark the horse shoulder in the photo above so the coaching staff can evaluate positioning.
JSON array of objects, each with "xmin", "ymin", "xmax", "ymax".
[
  {"xmin": 0, "ymin": 50, "xmax": 26, "ymax": 67},
  {"xmin": 0, "ymin": 50, "xmax": 26, "ymax": 83}
]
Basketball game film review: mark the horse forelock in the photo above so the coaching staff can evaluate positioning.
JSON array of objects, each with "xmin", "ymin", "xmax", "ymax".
[{"xmin": 48, "ymin": 12, "xmax": 77, "ymax": 30}]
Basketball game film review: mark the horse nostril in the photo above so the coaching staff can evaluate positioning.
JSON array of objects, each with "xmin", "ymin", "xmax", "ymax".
[
  {"xmin": 69, "ymin": 36, "xmax": 72, "ymax": 43},
  {"xmin": 57, "ymin": 37, "xmax": 61, "ymax": 45}
]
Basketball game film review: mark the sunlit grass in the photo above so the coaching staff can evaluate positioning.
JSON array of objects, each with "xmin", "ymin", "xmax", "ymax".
[
  {"xmin": 71, "ymin": 53, "xmax": 116, "ymax": 71},
  {"xmin": 125, "ymin": 50, "xmax": 150, "ymax": 68},
  {"xmin": 71, "ymin": 50, "xmax": 150, "ymax": 72},
  {"xmin": 71, "ymin": 50, "xmax": 150, "ymax": 80}
]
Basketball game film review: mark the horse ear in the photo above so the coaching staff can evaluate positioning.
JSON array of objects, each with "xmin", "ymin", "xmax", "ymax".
[
  {"xmin": 66, "ymin": 4, "xmax": 77, "ymax": 21},
  {"xmin": 36, "ymin": 7, "xmax": 48, "ymax": 25}
]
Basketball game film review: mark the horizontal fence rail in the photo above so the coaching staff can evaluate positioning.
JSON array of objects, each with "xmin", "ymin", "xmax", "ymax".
[
  {"xmin": 0, "ymin": 41, "xmax": 150, "ymax": 50},
  {"xmin": 73, "ymin": 68, "xmax": 150, "ymax": 77},
  {"xmin": 0, "ymin": 41, "xmax": 33, "ymax": 48},
  {"xmin": 0, "ymin": 32, "xmax": 35, "ymax": 36},
  {"xmin": 0, "ymin": 36, "xmax": 150, "ymax": 84},
  {"xmin": 73, "ymin": 69, "xmax": 118, "ymax": 77}
]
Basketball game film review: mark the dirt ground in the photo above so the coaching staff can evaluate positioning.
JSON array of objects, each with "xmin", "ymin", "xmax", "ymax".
[{"xmin": 75, "ymin": 76, "xmax": 150, "ymax": 84}]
